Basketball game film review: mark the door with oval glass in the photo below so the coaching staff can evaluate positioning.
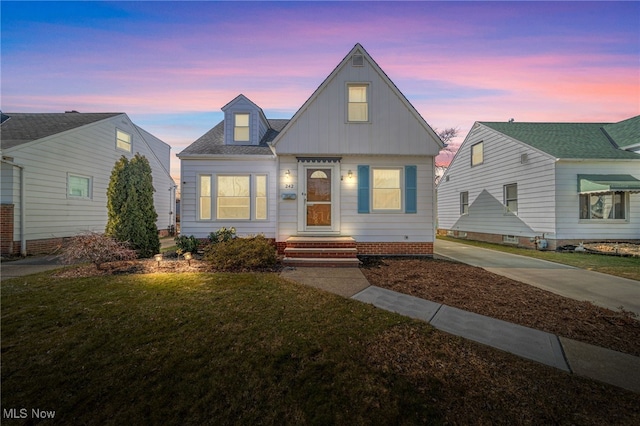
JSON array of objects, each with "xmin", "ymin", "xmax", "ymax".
[{"xmin": 305, "ymin": 167, "xmax": 332, "ymax": 229}]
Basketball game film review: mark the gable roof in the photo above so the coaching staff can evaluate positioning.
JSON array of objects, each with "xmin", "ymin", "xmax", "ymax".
[
  {"xmin": 272, "ymin": 43, "xmax": 443, "ymax": 151},
  {"xmin": 1, "ymin": 112, "xmax": 122, "ymax": 150},
  {"xmin": 602, "ymin": 115, "xmax": 640, "ymax": 151},
  {"xmin": 178, "ymin": 119, "xmax": 289, "ymax": 157},
  {"xmin": 480, "ymin": 120, "xmax": 640, "ymax": 160}
]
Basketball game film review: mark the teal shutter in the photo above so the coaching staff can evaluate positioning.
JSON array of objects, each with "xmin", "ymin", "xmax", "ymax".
[
  {"xmin": 405, "ymin": 165, "xmax": 417, "ymax": 213},
  {"xmin": 357, "ymin": 165, "xmax": 370, "ymax": 213}
]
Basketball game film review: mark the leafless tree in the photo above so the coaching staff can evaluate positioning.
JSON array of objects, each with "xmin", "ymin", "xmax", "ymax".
[{"xmin": 435, "ymin": 127, "xmax": 459, "ymax": 184}]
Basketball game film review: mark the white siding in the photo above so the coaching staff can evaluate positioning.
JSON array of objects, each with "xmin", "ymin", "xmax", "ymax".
[
  {"xmin": 274, "ymin": 50, "xmax": 441, "ymax": 156},
  {"xmin": 180, "ymin": 157, "xmax": 277, "ymax": 238},
  {"xmin": 3, "ymin": 115, "xmax": 175, "ymax": 242},
  {"xmin": 437, "ymin": 123, "xmax": 557, "ymax": 238},
  {"xmin": 277, "ymin": 155, "xmax": 435, "ymax": 243},
  {"xmin": 555, "ymin": 161, "xmax": 640, "ymax": 240}
]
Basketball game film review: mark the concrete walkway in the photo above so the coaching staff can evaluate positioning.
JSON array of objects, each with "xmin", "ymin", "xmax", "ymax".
[
  {"xmin": 281, "ymin": 264, "xmax": 640, "ymax": 394},
  {"xmin": 435, "ymin": 239, "xmax": 640, "ymax": 316}
]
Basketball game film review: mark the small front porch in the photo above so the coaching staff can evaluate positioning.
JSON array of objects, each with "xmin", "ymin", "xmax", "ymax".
[{"xmin": 282, "ymin": 236, "xmax": 361, "ymax": 268}]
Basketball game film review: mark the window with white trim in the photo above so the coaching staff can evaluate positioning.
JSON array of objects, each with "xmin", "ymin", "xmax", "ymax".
[
  {"xmin": 234, "ymin": 113, "xmax": 250, "ymax": 142},
  {"xmin": 198, "ymin": 174, "xmax": 267, "ymax": 221},
  {"xmin": 504, "ymin": 183, "xmax": 518, "ymax": 214},
  {"xmin": 68, "ymin": 174, "xmax": 92, "ymax": 199},
  {"xmin": 347, "ymin": 84, "xmax": 369, "ymax": 122},
  {"xmin": 580, "ymin": 192, "xmax": 627, "ymax": 220},
  {"xmin": 199, "ymin": 175, "xmax": 212, "ymax": 220},
  {"xmin": 372, "ymin": 168, "xmax": 401, "ymax": 211},
  {"xmin": 116, "ymin": 129, "xmax": 132, "ymax": 152},
  {"xmin": 460, "ymin": 191, "xmax": 469, "ymax": 215},
  {"xmin": 471, "ymin": 142, "xmax": 483, "ymax": 166}
]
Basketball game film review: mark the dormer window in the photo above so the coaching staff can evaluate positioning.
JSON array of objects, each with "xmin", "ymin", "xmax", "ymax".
[
  {"xmin": 347, "ymin": 84, "xmax": 369, "ymax": 122},
  {"xmin": 234, "ymin": 113, "xmax": 250, "ymax": 142}
]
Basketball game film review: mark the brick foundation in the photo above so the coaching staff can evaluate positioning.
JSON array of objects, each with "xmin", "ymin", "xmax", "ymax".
[
  {"xmin": 438, "ymin": 229, "xmax": 640, "ymax": 251},
  {"xmin": 356, "ymin": 242, "xmax": 433, "ymax": 256},
  {"xmin": 1, "ymin": 204, "xmax": 14, "ymax": 255}
]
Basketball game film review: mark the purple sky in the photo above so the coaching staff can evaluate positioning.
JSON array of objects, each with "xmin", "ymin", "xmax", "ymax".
[{"xmin": 2, "ymin": 1, "xmax": 639, "ymax": 181}]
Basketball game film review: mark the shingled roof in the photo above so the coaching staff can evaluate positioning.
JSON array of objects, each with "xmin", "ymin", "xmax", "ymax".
[
  {"xmin": 0, "ymin": 112, "xmax": 122, "ymax": 150},
  {"xmin": 480, "ymin": 119, "xmax": 640, "ymax": 160},
  {"xmin": 179, "ymin": 118, "xmax": 289, "ymax": 157}
]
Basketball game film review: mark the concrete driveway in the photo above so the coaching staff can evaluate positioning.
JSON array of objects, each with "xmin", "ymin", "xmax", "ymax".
[{"xmin": 434, "ymin": 239, "xmax": 640, "ymax": 317}]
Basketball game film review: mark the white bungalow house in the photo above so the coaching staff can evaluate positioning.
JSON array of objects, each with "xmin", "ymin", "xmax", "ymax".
[
  {"xmin": 437, "ymin": 116, "xmax": 640, "ymax": 250},
  {"xmin": 1, "ymin": 112, "xmax": 176, "ymax": 255},
  {"xmin": 178, "ymin": 44, "xmax": 444, "ymax": 265}
]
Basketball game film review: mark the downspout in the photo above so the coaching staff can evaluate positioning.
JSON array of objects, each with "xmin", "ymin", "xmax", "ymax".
[{"xmin": 1, "ymin": 158, "xmax": 26, "ymax": 256}]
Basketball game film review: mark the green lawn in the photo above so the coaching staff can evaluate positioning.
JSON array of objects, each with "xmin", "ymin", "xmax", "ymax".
[
  {"xmin": 438, "ymin": 236, "xmax": 640, "ymax": 281},
  {"xmin": 2, "ymin": 271, "xmax": 638, "ymax": 424}
]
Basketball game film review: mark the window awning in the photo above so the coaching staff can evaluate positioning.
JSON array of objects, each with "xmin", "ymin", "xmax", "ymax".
[{"xmin": 577, "ymin": 174, "xmax": 640, "ymax": 194}]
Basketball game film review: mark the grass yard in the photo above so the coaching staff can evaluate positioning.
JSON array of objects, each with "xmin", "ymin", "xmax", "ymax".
[
  {"xmin": 437, "ymin": 236, "xmax": 640, "ymax": 281},
  {"xmin": 2, "ymin": 271, "xmax": 639, "ymax": 425}
]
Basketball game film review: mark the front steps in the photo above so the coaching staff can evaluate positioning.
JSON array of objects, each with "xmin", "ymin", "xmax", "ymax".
[{"xmin": 283, "ymin": 236, "xmax": 361, "ymax": 267}]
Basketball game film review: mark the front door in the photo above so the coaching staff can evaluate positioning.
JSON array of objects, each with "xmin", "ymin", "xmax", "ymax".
[{"xmin": 305, "ymin": 167, "xmax": 332, "ymax": 230}]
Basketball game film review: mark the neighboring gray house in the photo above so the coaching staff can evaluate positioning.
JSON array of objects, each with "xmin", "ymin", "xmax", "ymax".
[
  {"xmin": 1, "ymin": 112, "xmax": 176, "ymax": 255},
  {"xmin": 178, "ymin": 44, "xmax": 444, "ymax": 265},
  {"xmin": 437, "ymin": 116, "xmax": 640, "ymax": 250}
]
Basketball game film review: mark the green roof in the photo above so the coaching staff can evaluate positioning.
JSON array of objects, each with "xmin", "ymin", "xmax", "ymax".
[
  {"xmin": 602, "ymin": 116, "xmax": 640, "ymax": 149},
  {"xmin": 480, "ymin": 120, "xmax": 640, "ymax": 160}
]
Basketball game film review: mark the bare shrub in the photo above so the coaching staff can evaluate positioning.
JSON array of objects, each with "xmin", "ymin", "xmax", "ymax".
[{"xmin": 62, "ymin": 232, "xmax": 138, "ymax": 270}]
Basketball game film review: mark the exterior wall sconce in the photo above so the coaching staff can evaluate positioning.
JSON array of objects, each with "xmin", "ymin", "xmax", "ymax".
[
  {"xmin": 183, "ymin": 252, "xmax": 192, "ymax": 266},
  {"xmin": 154, "ymin": 253, "xmax": 163, "ymax": 268},
  {"xmin": 348, "ymin": 170, "xmax": 353, "ymax": 179},
  {"xmin": 285, "ymin": 169, "xmax": 290, "ymax": 178}
]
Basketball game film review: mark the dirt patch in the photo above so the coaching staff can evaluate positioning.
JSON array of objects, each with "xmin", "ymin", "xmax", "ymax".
[
  {"xmin": 360, "ymin": 257, "xmax": 640, "ymax": 357},
  {"xmin": 583, "ymin": 242, "xmax": 640, "ymax": 256}
]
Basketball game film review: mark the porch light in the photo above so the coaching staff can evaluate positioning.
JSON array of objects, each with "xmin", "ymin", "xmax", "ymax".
[
  {"xmin": 184, "ymin": 252, "xmax": 192, "ymax": 266},
  {"xmin": 348, "ymin": 170, "xmax": 353, "ymax": 179},
  {"xmin": 285, "ymin": 169, "xmax": 290, "ymax": 178},
  {"xmin": 154, "ymin": 253, "xmax": 163, "ymax": 268}
]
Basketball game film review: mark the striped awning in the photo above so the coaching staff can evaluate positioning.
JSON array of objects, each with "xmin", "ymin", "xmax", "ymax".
[{"xmin": 577, "ymin": 174, "xmax": 640, "ymax": 194}]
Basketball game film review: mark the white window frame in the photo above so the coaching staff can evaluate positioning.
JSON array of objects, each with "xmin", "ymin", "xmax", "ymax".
[
  {"xmin": 504, "ymin": 183, "xmax": 518, "ymax": 214},
  {"xmin": 471, "ymin": 142, "xmax": 484, "ymax": 166},
  {"xmin": 234, "ymin": 113, "xmax": 250, "ymax": 142},
  {"xmin": 579, "ymin": 191, "xmax": 628, "ymax": 222},
  {"xmin": 116, "ymin": 129, "xmax": 132, "ymax": 152},
  {"xmin": 460, "ymin": 191, "xmax": 469, "ymax": 215},
  {"xmin": 371, "ymin": 167, "xmax": 403, "ymax": 213},
  {"xmin": 347, "ymin": 83, "xmax": 370, "ymax": 123},
  {"xmin": 198, "ymin": 173, "xmax": 268, "ymax": 221},
  {"xmin": 67, "ymin": 173, "xmax": 92, "ymax": 200},
  {"xmin": 198, "ymin": 174, "xmax": 212, "ymax": 220}
]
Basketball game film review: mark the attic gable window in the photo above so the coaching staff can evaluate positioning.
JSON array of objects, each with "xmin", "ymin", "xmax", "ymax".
[
  {"xmin": 347, "ymin": 84, "xmax": 369, "ymax": 122},
  {"xmin": 116, "ymin": 129, "xmax": 132, "ymax": 152},
  {"xmin": 352, "ymin": 54, "xmax": 364, "ymax": 67},
  {"xmin": 234, "ymin": 113, "xmax": 250, "ymax": 142},
  {"xmin": 471, "ymin": 142, "xmax": 484, "ymax": 166}
]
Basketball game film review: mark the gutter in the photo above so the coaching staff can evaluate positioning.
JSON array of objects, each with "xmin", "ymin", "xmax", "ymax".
[{"xmin": 1, "ymin": 157, "xmax": 26, "ymax": 256}]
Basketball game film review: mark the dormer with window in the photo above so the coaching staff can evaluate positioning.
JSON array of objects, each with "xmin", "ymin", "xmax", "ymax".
[{"xmin": 221, "ymin": 94, "xmax": 270, "ymax": 146}]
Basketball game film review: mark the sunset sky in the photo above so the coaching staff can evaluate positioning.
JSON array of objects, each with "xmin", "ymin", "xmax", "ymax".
[{"xmin": 2, "ymin": 1, "xmax": 639, "ymax": 182}]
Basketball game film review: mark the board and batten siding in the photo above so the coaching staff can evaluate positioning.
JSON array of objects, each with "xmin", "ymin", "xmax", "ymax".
[
  {"xmin": 437, "ymin": 123, "xmax": 557, "ymax": 238},
  {"xmin": 3, "ymin": 115, "xmax": 174, "ymax": 241},
  {"xmin": 274, "ymin": 52, "xmax": 441, "ymax": 157},
  {"xmin": 180, "ymin": 157, "xmax": 278, "ymax": 238},
  {"xmin": 555, "ymin": 161, "xmax": 640, "ymax": 240},
  {"xmin": 277, "ymin": 155, "xmax": 435, "ymax": 243}
]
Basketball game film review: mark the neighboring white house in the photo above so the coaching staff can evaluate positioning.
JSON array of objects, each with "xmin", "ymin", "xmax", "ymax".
[
  {"xmin": 437, "ymin": 116, "xmax": 640, "ymax": 250},
  {"xmin": 1, "ymin": 112, "xmax": 176, "ymax": 255},
  {"xmin": 178, "ymin": 44, "xmax": 444, "ymax": 265}
]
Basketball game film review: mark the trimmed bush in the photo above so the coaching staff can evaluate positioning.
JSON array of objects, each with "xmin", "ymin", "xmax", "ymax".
[
  {"xmin": 62, "ymin": 232, "xmax": 137, "ymax": 270},
  {"xmin": 208, "ymin": 227, "xmax": 236, "ymax": 244},
  {"xmin": 174, "ymin": 235, "xmax": 199, "ymax": 256},
  {"xmin": 203, "ymin": 235, "xmax": 277, "ymax": 271}
]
